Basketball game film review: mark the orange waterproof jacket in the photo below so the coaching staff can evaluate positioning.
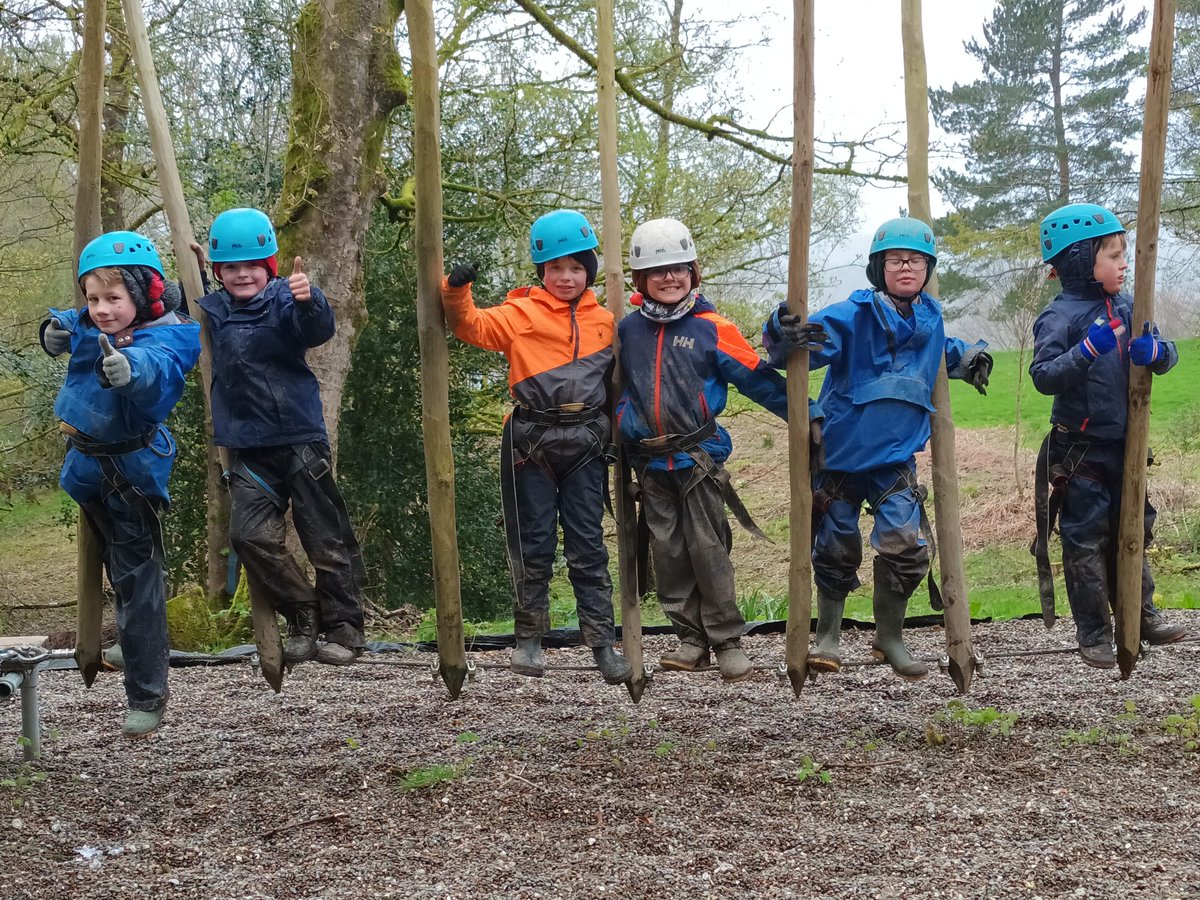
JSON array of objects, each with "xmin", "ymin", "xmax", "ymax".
[{"xmin": 441, "ymin": 279, "xmax": 613, "ymax": 413}]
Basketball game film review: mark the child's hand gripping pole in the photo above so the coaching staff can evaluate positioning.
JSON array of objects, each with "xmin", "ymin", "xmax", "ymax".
[
  {"xmin": 1130, "ymin": 321, "xmax": 1163, "ymax": 367},
  {"xmin": 288, "ymin": 257, "xmax": 311, "ymax": 301},
  {"xmin": 98, "ymin": 334, "xmax": 132, "ymax": 388}
]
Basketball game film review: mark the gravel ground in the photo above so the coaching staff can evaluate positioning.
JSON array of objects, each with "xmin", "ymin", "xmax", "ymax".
[{"xmin": 4, "ymin": 615, "xmax": 1200, "ymax": 899}]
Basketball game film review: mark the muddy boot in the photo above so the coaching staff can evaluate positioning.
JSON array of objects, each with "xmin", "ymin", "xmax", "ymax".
[
  {"xmin": 714, "ymin": 645, "xmax": 754, "ymax": 683},
  {"xmin": 122, "ymin": 705, "xmax": 164, "ymax": 739},
  {"xmin": 315, "ymin": 641, "xmax": 360, "ymax": 665},
  {"xmin": 592, "ymin": 646, "xmax": 633, "ymax": 685},
  {"xmin": 1079, "ymin": 642, "xmax": 1117, "ymax": 669},
  {"xmin": 510, "ymin": 636, "xmax": 545, "ymax": 677},
  {"xmin": 102, "ymin": 644, "xmax": 124, "ymax": 671},
  {"xmin": 870, "ymin": 583, "xmax": 928, "ymax": 681},
  {"xmin": 283, "ymin": 605, "xmax": 320, "ymax": 665},
  {"xmin": 808, "ymin": 589, "xmax": 846, "ymax": 674},
  {"xmin": 1142, "ymin": 615, "xmax": 1186, "ymax": 645},
  {"xmin": 659, "ymin": 642, "xmax": 712, "ymax": 672}
]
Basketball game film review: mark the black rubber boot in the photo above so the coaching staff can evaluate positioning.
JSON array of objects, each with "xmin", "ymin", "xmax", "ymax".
[
  {"xmin": 808, "ymin": 589, "xmax": 846, "ymax": 674},
  {"xmin": 510, "ymin": 635, "xmax": 545, "ymax": 677},
  {"xmin": 283, "ymin": 605, "xmax": 320, "ymax": 665},
  {"xmin": 592, "ymin": 645, "xmax": 633, "ymax": 685},
  {"xmin": 870, "ymin": 582, "xmax": 928, "ymax": 681}
]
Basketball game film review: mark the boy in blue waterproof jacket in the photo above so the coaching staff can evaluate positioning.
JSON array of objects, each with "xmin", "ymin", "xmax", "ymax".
[
  {"xmin": 1029, "ymin": 203, "xmax": 1185, "ymax": 668},
  {"xmin": 41, "ymin": 231, "xmax": 201, "ymax": 737},
  {"xmin": 765, "ymin": 217, "xmax": 991, "ymax": 680},
  {"xmin": 617, "ymin": 218, "xmax": 796, "ymax": 682},
  {"xmin": 197, "ymin": 208, "xmax": 366, "ymax": 666}
]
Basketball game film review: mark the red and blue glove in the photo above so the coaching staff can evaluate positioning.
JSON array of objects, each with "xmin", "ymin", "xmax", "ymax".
[
  {"xmin": 1130, "ymin": 322, "xmax": 1163, "ymax": 367},
  {"xmin": 1079, "ymin": 317, "xmax": 1121, "ymax": 361}
]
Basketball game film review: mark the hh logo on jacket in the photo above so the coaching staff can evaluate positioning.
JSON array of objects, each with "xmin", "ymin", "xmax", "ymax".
[{"xmin": 672, "ymin": 335, "xmax": 695, "ymax": 350}]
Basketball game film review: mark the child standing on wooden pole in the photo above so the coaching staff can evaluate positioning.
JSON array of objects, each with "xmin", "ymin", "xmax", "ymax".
[
  {"xmin": 197, "ymin": 208, "xmax": 367, "ymax": 667},
  {"xmin": 765, "ymin": 217, "xmax": 991, "ymax": 680},
  {"xmin": 441, "ymin": 210, "xmax": 632, "ymax": 685},
  {"xmin": 42, "ymin": 231, "xmax": 201, "ymax": 737},
  {"xmin": 618, "ymin": 218, "xmax": 799, "ymax": 683},
  {"xmin": 1030, "ymin": 203, "xmax": 1186, "ymax": 669}
]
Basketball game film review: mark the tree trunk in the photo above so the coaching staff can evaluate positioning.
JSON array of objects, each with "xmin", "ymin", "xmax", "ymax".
[{"xmin": 275, "ymin": 0, "xmax": 408, "ymax": 464}]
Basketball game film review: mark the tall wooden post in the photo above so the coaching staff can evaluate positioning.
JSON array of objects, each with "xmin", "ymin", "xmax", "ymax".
[
  {"xmin": 782, "ymin": 0, "xmax": 816, "ymax": 697},
  {"xmin": 597, "ymin": 0, "xmax": 645, "ymax": 703},
  {"xmin": 901, "ymin": 0, "xmax": 976, "ymax": 693},
  {"xmin": 407, "ymin": 0, "xmax": 468, "ymax": 699},
  {"xmin": 1116, "ymin": 0, "xmax": 1177, "ymax": 679},
  {"xmin": 73, "ymin": 0, "xmax": 107, "ymax": 688},
  {"xmin": 121, "ymin": 0, "xmax": 282, "ymax": 688}
]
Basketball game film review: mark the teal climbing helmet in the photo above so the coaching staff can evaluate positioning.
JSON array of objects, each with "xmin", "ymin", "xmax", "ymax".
[
  {"xmin": 1039, "ymin": 203, "xmax": 1125, "ymax": 262},
  {"xmin": 78, "ymin": 231, "xmax": 164, "ymax": 281},
  {"xmin": 209, "ymin": 208, "xmax": 278, "ymax": 262},
  {"xmin": 869, "ymin": 217, "xmax": 937, "ymax": 262},
  {"xmin": 866, "ymin": 217, "xmax": 937, "ymax": 292},
  {"xmin": 529, "ymin": 209, "xmax": 599, "ymax": 263}
]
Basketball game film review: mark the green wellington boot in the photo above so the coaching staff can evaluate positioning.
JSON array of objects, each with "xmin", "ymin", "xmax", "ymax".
[
  {"xmin": 510, "ymin": 636, "xmax": 546, "ymax": 677},
  {"xmin": 870, "ymin": 581, "xmax": 928, "ymax": 681},
  {"xmin": 122, "ymin": 706, "xmax": 165, "ymax": 738},
  {"xmin": 808, "ymin": 589, "xmax": 847, "ymax": 674}
]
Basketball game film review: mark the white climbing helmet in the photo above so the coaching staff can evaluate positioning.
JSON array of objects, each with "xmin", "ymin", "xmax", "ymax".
[{"xmin": 628, "ymin": 218, "xmax": 698, "ymax": 270}]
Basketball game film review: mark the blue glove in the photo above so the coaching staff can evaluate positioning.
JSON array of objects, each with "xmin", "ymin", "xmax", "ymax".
[
  {"xmin": 1079, "ymin": 317, "xmax": 1120, "ymax": 361},
  {"xmin": 1130, "ymin": 322, "xmax": 1163, "ymax": 367}
]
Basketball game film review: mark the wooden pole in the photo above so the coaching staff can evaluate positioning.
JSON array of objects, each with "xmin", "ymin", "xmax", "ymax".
[
  {"xmin": 72, "ymin": 0, "xmax": 107, "ymax": 688},
  {"xmin": 120, "ymin": 0, "xmax": 232, "ymax": 606},
  {"xmin": 120, "ymin": 0, "xmax": 283, "ymax": 689},
  {"xmin": 407, "ymin": 0, "xmax": 468, "ymax": 699},
  {"xmin": 900, "ymin": 0, "xmax": 976, "ymax": 693},
  {"xmin": 782, "ymin": 0, "xmax": 815, "ymax": 697},
  {"xmin": 1116, "ymin": 0, "xmax": 1177, "ymax": 679},
  {"xmin": 597, "ymin": 0, "xmax": 645, "ymax": 703}
]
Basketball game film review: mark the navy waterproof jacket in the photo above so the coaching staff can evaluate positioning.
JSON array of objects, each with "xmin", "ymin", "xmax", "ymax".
[
  {"xmin": 764, "ymin": 289, "xmax": 985, "ymax": 473},
  {"xmin": 198, "ymin": 278, "xmax": 334, "ymax": 449},
  {"xmin": 1029, "ymin": 289, "xmax": 1177, "ymax": 441},
  {"xmin": 48, "ymin": 307, "xmax": 201, "ymax": 504},
  {"xmin": 616, "ymin": 293, "xmax": 789, "ymax": 471}
]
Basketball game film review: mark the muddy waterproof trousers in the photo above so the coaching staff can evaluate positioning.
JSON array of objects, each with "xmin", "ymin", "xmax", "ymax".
[
  {"xmin": 812, "ymin": 461, "xmax": 929, "ymax": 601},
  {"xmin": 641, "ymin": 468, "xmax": 745, "ymax": 652},
  {"xmin": 1058, "ymin": 439, "xmax": 1161, "ymax": 648},
  {"xmin": 500, "ymin": 446, "xmax": 616, "ymax": 647},
  {"xmin": 81, "ymin": 493, "xmax": 169, "ymax": 712},
  {"xmin": 228, "ymin": 444, "xmax": 366, "ymax": 648}
]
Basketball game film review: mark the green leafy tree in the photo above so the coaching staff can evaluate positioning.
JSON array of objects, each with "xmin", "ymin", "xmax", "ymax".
[{"xmin": 930, "ymin": 0, "xmax": 1146, "ymax": 239}]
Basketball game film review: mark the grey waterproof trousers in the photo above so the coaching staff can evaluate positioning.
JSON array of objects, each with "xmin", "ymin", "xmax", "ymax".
[{"xmin": 641, "ymin": 468, "xmax": 745, "ymax": 651}]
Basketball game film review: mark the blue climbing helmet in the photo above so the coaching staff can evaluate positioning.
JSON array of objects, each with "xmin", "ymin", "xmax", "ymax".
[
  {"xmin": 866, "ymin": 216, "xmax": 937, "ymax": 292},
  {"xmin": 529, "ymin": 209, "xmax": 599, "ymax": 263},
  {"xmin": 1039, "ymin": 203, "xmax": 1125, "ymax": 263},
  {"xmin": 209, "ymin": 208, "xmax": 278, "ymax": 263},
  {"xmin": 78, "ymin": 230, "xmax": 164, "ymax": 281}
]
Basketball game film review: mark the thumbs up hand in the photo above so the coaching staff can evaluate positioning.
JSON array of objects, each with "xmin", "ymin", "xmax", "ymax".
[
  {"xmin": 288, "ymin": 257, "xmax": 311, "ymax": 301},
  {"xmin": 1130, "ymin": 321, "xmax": 1163, "ymax": 367},
  {"xmin": 97, "ymin": 334, "xmax": 132, "ymax": 388}
]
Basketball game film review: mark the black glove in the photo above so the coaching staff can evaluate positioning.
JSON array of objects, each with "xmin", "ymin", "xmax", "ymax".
[
  {"xmin": 968, "ymin": 351, "xmax": 993, "ymax": 396},
  {"xmin": 447, "ymin": 262, "xmax": 477, "ymax": 288},
  {"xmin": 779, "ymin": 312, "xmax": 828, "ymax": 352}
]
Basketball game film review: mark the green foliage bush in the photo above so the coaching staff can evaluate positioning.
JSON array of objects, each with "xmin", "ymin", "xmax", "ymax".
[{"xmin": 339, "ymin": 216, "xmax": 511, "ymax": 620}]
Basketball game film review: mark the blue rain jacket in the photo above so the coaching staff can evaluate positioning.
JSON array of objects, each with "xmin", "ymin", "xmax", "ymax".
[
  {"xmin": 1029, "ymin": 289, "xmax": 1176, "ymax": 441},
  {"xmin": 764, "ymin": 289, "xmax": 985, "ymax": 473},
  {"xmin": 49, "ymin": 308, "xmax": 201, "ymax": 504},
  {"xmin": 197, "ymin": 278, "xmax": 335, "ymax": 449},
  {"xmin": 616, "ymin": 293, "xmax": 790, "ymax": 471}
]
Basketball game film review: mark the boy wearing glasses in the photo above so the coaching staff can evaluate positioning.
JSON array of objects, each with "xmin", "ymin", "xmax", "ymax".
[
  {"xmin": 765, "ymin": 217, "xmax": 991, "ymax": 680},
  {"xmin": 616, "ymin": 217, "xmax": 795, "ymax": 682}
]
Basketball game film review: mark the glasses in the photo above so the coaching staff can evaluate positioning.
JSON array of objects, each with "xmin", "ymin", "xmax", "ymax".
[
  {"xmin": 882, "ymin": 256, "xmax": 928, "ymax": 272},
  {"xmin": 646, "ymin": 263, "xmax": 692, "ymax": 280}
]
